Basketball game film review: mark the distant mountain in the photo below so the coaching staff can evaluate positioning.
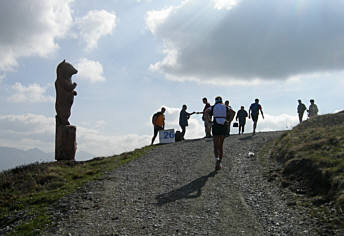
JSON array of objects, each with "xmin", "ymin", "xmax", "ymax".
[
  {"xmin": 0, "ymin": 146, "xmax": 52, "ymax": 172},
  {"xmin": 75, "ymin": 150, "xmax": 95, "ymax": 161},
  {"xmin": 0, "ymin": 147, "xmax": 95, "ymax": 172}
]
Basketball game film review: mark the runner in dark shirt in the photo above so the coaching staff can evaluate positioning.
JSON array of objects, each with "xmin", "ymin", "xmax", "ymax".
[
  {"xmin": 179, "ymin": 105, "xmax": 195, "ymax": 140},
  {"xmin": 236, "ymin": 106, "xmax": 248, "ymax": 135},
  {"xmin": 297, "ymin": 99, "xmax": 307, "ymax": 123},
  {"xmin": 196, "ymin": 97, "xmax": 211, "ymax": 138},
  {"xmin": 249, "ymin": 98, "xmax": 264, "ymax": 135}
]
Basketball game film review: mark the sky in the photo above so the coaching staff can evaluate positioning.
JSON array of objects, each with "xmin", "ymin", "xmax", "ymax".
[{"xmin": 0, "ymin": 0, "xmax": 343, "ymax": 160}]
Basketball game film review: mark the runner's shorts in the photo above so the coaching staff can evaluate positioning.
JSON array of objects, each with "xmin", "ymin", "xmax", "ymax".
[
  {"xmin": 212, "ymin": 123, "xmax": 226, "ymax": 136},
  {"xmin": 251, "ymin": 114, "xmax": 259, "ymax": 122}
]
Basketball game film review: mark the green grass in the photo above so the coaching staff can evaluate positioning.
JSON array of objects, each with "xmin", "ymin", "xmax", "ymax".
[
  {"xmin": 272, "ymin": 126, "xmax": 344, "ymax": 196},
  {"xmin": 0, "ymin": 146, "xmax": 153, "ymax": 235},
  {"xmin": 269, "ymin": 113, "xmax": 344, "ymax": 233},
  {"xmin": 271, "ymin": 125, "xmax": 344, "ymax": 204}
]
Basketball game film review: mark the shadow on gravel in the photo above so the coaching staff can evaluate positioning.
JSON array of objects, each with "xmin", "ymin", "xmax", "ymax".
[
  {"xmin": 239, "ymin": 135, "xmax": 253, "ymax": 141},
  {"xmin": 155, "ymin": 171, "xmax": 217, "ymax": 206}
]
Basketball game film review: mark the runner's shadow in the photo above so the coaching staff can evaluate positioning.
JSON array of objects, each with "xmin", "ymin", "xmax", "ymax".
[
  {"xmin": 239, "ymin": 135, "xmax": 253, "ymax": 141},
  {"xmin": 155, "ymin": 171, "xmax": 217, "ymax": 206}
]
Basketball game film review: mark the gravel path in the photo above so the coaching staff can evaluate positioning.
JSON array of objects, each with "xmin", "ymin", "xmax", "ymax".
[{"xmin": 45, "ymin": 131, "xmax": 319, "ymax": 236}]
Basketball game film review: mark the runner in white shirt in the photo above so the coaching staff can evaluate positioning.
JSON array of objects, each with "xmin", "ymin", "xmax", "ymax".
[{"xmin": 208, "ymin": 96, "xmax": 229, "ymax": 170}]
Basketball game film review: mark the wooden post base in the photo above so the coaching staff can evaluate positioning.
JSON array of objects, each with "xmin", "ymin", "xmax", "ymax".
[{"xmin": 55, "ymin": 116, "xmax": 76, "ymax": 161}]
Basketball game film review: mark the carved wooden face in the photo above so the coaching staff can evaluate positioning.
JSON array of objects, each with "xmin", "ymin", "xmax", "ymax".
[{"xmin": 57, "ymin": 60, "xmax": 78, "ymax": 77}]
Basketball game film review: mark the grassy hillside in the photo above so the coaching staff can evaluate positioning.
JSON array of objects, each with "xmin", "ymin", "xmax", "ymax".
[
  {"xmin": 0, "ymin": 146, "xmax": 152, "ymax": 236},
  {"xmin": 2, "ymin": 111, "xmax": 344, "ymax": 235},
  {"xmin": 270, "ymin": 111, "xmax": 344, "ymax": 231}
]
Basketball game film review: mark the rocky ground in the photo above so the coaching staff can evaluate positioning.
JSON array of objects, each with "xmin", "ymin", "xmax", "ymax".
[{"xmin": 44, "ymin": 131, "xmax": 322, "ymax": 236}]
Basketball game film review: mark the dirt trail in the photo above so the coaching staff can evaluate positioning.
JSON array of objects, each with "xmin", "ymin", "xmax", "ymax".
[{"xmin": 45, "ymin": 131, "xmax": 318, "ymax": 236}]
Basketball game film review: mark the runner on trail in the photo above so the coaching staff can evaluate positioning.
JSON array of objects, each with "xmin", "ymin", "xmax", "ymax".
[
  {"xmin": 179, "ymin": 104, "xmax": 195, "ymax": 140},
  {"xmin": 297, "ymin": 99, "xmax": 307, "ymax": 123},
  {"xmin": 249, "ymin": 98, "xmax": 264, "ymax": 135},
  {"xmin": 196, "ymin": 97, "xmax": 212, "ymax": 138},
  {"xmin": 151, "ymin": 107, "xmax": 166, "ymax": 145},
  {"xmin": 308, "ymin": 99, "xmax": 319, "ymax": 118},
  {"xmin": 207, "ymin": 96, "xmax": 229, "ymax": 170},
  {"xmin": 236, "ymin": 106, "xmax": 248, "ymax": 135},
  {"xmin": 224, "ymin": 100, "xmax": 235, "ymax": 137}
]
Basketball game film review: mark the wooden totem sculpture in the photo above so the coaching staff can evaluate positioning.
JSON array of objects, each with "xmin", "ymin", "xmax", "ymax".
[{"xmin": 55, "ymin": 60, "xmax": 78, "ymax": 161}]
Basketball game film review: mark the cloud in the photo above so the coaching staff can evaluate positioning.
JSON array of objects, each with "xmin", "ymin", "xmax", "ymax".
[
  {"xmin": 258, "ymin": 113, "xmax": 299, "ymax": 132},
  {"xmin": 0, "ymin": 114, "xmax": 55, "ymax": 152},
  {"xmin": 212, "ymin": 0, "xmax": 240, "ymax": 10},
  {"xmin": 145, "ymin": 7, "xmax": 174, "ymax": 34},
  {"xmin": 147, "ymin": 0, "xmax": 344, "ymax": 83},
  {"xmin": 77, "ymin": 127, "xmax": 150, "ymax": 157},
  {"xmin": 0, "ymin": 0, "xmax": 74, "ymax": 73},
  {"xmin": 76, "ymin": 10, "xmax": 117, "ymax": 50},
  {"xmin": 8, "ymin": 83, "xmax": 54, "ymax": 103},
  {"xmin": 0, "ymin": 113, "xmax": 150, "ymax": 158},
  {"xmin": 76, "ymin": 58, "xmax": 106, "ymax": 83},
  {"xmin": 0, "ymin": 113, "xmax": 54, "ymax": 136}
]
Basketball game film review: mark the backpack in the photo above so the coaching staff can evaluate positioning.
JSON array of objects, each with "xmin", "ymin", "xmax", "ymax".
[
  {"xmin": 210, "ymin": 104, "xmax": 229, "ymax": 125},
  {"xmin": 227, "ymin": 109, "xmax": 236, "ymax": 122},
  {"xmin": 152, "ymin": 112, "xmax": 161, "ymax": 125},
  {"xmin": 175, "ymin": 131, "xmax": 182, "ymax": 142}
]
